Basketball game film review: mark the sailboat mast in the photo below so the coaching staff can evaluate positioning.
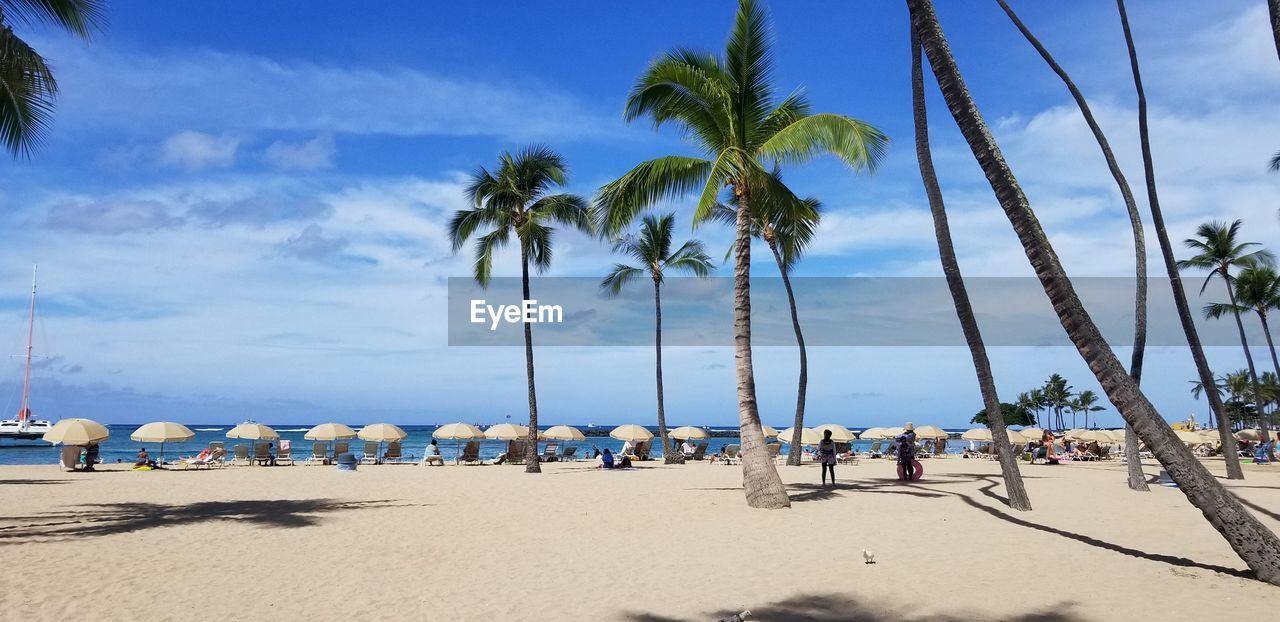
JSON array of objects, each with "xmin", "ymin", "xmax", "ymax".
[{"xmin": 18, "ymin": 265, "xmax": 35, "ymax": 429}]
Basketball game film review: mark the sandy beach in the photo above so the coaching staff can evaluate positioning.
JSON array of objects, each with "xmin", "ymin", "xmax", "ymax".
[{"xmin": 1, "ymin": 457, "xmax": 1277, "ymax": 621}]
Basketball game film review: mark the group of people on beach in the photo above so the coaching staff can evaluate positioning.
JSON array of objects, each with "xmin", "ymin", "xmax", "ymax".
[{"xmin": 814, "ymin": 422, "xmax": 921, "ymax": 487}]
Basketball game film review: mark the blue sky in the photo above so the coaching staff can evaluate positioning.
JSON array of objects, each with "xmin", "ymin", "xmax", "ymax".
[{"xmin": 0, "ymin": 0, "xmax": 1276, "ymax": 427}]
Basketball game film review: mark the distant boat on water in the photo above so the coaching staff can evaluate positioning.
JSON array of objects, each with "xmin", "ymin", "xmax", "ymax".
[{"xmin": 0, "ymin": 267, "xmax": 53, "ymax": 442}]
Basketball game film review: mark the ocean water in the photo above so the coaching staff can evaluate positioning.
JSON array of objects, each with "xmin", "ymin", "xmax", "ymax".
[{"xmin": 0, "ymin": 425, "xmax": 971, "ymax": 466}]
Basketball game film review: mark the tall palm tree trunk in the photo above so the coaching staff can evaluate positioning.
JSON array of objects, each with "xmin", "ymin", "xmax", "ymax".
[
  {"xmin": 910, "ymin": 33, "xmax": 1031, "ymax": 511},
  {"xmin": 520, "ymin": 243, "xmax": 541, "ymax": 473},
  {"xmin": 1270, "ymin": 0, "xmax": 1280, "ymax": 62},
  {"xmin": 1116, "ymin": 0, "xmax": 1242, "ymax": 479},
  {"xmin": 908, "ymin": 0, "xmax": 1280, "ymax": 583},
  {"xmin": 1224, "ymin": 282, "xmax": 1272, "ymax": 458},
  {"xmin": 1260, "ymin": 313, "xmax": 1280, "ymax": 376},
  {"xmin": 733, "ymin": 188, "xmax": 789, "ymax": 508},
  {"xmin": 998, "ymin": 0, "xmax": 1152, "ymax": 491},
  {"xmin": 655, "ymin": 280, "xmax": 675, "ymax": 464},
  {"xmin": 768, "ymin": 241, "xmax": 810, "ymax": 467}
]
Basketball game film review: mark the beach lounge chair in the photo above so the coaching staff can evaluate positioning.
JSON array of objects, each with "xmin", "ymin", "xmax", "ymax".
[
  {"xmin": 360, "ymin": 442, "xmax": 380, "ymax": 465},
  {"xmin": 689, "ymin": 442, "xmax": 708, "ymax": 461},
  {"xmin": 505, "ymin": 439, "xmax": 527, "ymax": 465},
  {"xmin": 767, "ymin": 443, "xmax": 782, "ymax": 464},
  {"xmin": 207, "ymin": 441, "xmax": 224, "ymax": 452},
  {"xmin": 867, "ymin": 441, "xmax": 882, "ymax": 459},
  {"xmin": 458, "ymin": 441, "xmax": 483, "ymax": 465},
  {"xmin": 722, "ymin": 444, "xmax": 741, "ymax": 465},
  {"xmin": 382, "ymin": 442, "xmax": 403, "ymax": 464},
  {"xmin": 305, "ymin": 442, "xmax": 328, "ymax": 465},
  {"xmin": 541, "ymin": 443, "xmax": 560, "ymax": 462},
  {"xmin": 182, "ymin": 449, "xmax": 214, "ymax": 469},
  {"xmin": 559, "ymin": 446, "xmax": 578, "ymax": 461},
  {"xmin": 935, "ymin": 439, "xmax": 948, "ymax": 458},
  {"xmin": 58, "ymin": 445, "xmax": 82, "ymax": 471},
  {"xmin": 276, "ymin": 440, "xmax": 294, "ymax": 465},
  {"xmin": 232, "ymin": 444, "xmax": 251, "ymax": 466},
  {"xmin": 253, "ymin": 443, "xmax": 272, "ymax": 466},
  {"xmin": 333, "ymin": 442, "xmax": 350, "ymax": 459},
  {"xmin": 633, "ymin": 440, "xmax": 652, "ymax": 461}
]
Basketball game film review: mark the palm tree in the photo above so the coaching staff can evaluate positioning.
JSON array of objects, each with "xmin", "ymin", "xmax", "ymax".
[
  {"xmin": 595, "ymin": 0, "xmax": 887, "ymax": 509},
  {"xmin": 1027, "ymin": 388, "xmax": 1045, "ymax": 428},
  {"xmin": 1115, "ymin": 0, "xmax": 1242, "ymax": 480},
  {"xmin": 1269, "ymin": 0, "xmax": 1280, "ymax": 62},
  {"xmin": 910, "ymin": 31, "xmax": 1029, "ymax": 510},
  {"xmin": 1206, "ymin": 263, "xmax": 1280, "ymax": 379},
  {"xmin": 1075, "ymin": 390, "xmax": 1105, "ymax": 429},
  {"xmin": 1042, "ymin": 374, "xmax": 1073, "ymax": 431},
  {"xmin": 0, "ymin": 0, "xmax": 106, "ymax": 157},
  {"xmin": 1190, "ymin": 374, "xmax": 1228, "ymax": 428},
  {"xmin": 995, "ymin": 0, "xmax": 1150, "ymax": 491},
  {"xmin": 710, "ymin": 189, "xmax": 820, "ymax": 467},
  {"xmin": 907, "ymin": 0, "xmax": 1280, "ymax": 582},
  {"xmin": 1179, "ymin": 219, "xmax": 1276, "ymax": 459},
  {"xmin": 448, "ymin": 146, "xmax": 593, "ymax": 473},
  {"xmin": 601, "ymin": 213, "xmax": 713, "ymax": 465}
]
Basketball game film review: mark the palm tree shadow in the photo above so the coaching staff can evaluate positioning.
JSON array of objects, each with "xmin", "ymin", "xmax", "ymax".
[
  {"xmin": 0, "ymin": 479, "xmax": 68, "ymax": 485},
  {"xmin": 623, "ymin": 593, "xmax": 1085, "ymax": 621},
  {"xmin": 0, "ymin": 498, "xmax": 418, "ymax": 545}
]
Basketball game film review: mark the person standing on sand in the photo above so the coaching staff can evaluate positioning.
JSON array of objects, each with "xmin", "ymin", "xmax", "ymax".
[
  {"xmin": 817, "ymin": 429, "xmax": 837, "ymax": 487},
  {"xmin": 897, "ymin": 422, "xmax": 917, "ymax": 481}
]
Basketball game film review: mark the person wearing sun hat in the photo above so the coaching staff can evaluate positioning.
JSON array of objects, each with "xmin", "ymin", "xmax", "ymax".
[{"xmin": 896, "ymin": 422, "xmax": 918, "ymax": 481}]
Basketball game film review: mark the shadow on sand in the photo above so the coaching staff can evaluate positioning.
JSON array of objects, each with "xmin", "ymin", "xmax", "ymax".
[
  {"xmin": 0, "ymin": 498, "xmax": 416, "ymax": 544},
  {"xmin": 623, "ymin": 592, "xmax": 1085, "ymax": 621}
]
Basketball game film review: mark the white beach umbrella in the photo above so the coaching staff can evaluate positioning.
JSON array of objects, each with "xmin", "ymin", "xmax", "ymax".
[
  {"xmin": 1019, "ymin": 428, "xmax": 1044, "ymax": 441},
  {"xmin": 1073, "ymin": 430, "xmax": 1115, "ymax": 445},
  {"xmin": 484, "ymin": 423, "xmax": 530, "ymax": 441},
  {"xmin": 1175, "ymin": 430, "xmax": 1208, "ymax": 445},
  {"xmin": 434, "ymin": 423, "xmax": 485, "ymax": 440},
  {"xmin": 1199, "ymin": 430, "xmax": 1222, "ymax": 444},
  {"xmin": 880, "ymin": 427, "xmax": 905, "ymax": 439},
  {"xmin": 1236, "ymin": 429, "xmax": 1261, "ymax": 442},
  {"xmin": 227, "ymin": 423, "xmax": 278, "ymax": 440},
  {"xmin": 860, "ymin": 427, "xmax": 889, "ymax": 440},
  {"xmin": 44, "ymin": 418, "xmax": 109, "ymax": 446},
  {"xmin": 961, "ymin": 428, "xmax": 991, "ymax": 441},
  {"xmin": 542, "ymin": 425, "xmax": 585, "ymax": 441},
  {"xmin": 813, "ymin": 424, "xmax": 857, "ymax": 443},
  {"xmin": 305, "ymin": 423, "xmax": 357, "ymax": 441},
  {"xmin": 130, "ymin": 422, "xmax": 195, "ymax": 463},
  {"xmin": 913, "ymin": 425, "xmax": 949, "ymax": 440},
  {"xmin": 610, "ymin": 424, "xmax": 653, "ymax": 443},
  {"xmin": 776, "ymin": 427, "xmax": 821, "ymax": 445},
  {"xmin": 358, "ymin": 423, "xmax": 407, "ymax": 442},
  {"xmin": 760, "ymin": 425, "xmax": 779, "ymax": 439},
  {"xmin": 668, "ymin": 426, "xmax": 709, "ymax": 440}
]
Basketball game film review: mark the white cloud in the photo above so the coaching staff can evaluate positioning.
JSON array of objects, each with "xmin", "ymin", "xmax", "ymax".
[
  {"xmin": 158, "ymin": 130, "xmax": 241, "ymax": 170},
  {"xmin": 263, "ymin": 135, "xmax": 336, "ymax": 170}
]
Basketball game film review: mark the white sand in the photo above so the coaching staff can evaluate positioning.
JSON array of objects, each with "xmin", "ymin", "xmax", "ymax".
[{"xmin": 1, "ymin": 456, "xmax": 1277, "ymax": 621}]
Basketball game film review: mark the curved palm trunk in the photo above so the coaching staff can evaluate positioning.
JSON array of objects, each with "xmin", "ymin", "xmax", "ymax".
[
  {"xmin": 520, "ymin": 243, "xmax": 541, "ymax": 473},
  {"xmin": 1270, "ymin": 0, "xmax": 1280, "ymax": 62},
  {"xmin": 733, "ymin": 189, "xmax": 789, "ymax": 508},
  {"xmin": 1261, "ymin": 312, "xmax": 1280, "ymax": 376},
  {"xmin": 1224, "ymin": 281, "xmax": 1272, "ymax": 459},
  {"xmin": 997, "ymin": 0, "xmax": 1150, "ymax": 489},
  {"xmin": 1116, "ymin": 0, "xmax": 1242, "ymax": 479},
  {"xmin": 768, "ymin": 240, "xmax": 809, "ymax": 468},
  {"xmin": 655, "ymin": 280, "xmax": 674, "ymax": 464},
  {"xmin": 910, "ymin": 34, "xmax": 1031, "ymax": 511},
  {"xmin": 909, "ymin": 0, "xmax": 1280, "ymax": 583}
]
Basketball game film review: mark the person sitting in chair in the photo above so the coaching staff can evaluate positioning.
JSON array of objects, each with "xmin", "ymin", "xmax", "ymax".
[
  {"xmin": 598, "ymin": 448, "xmax": 615, "ymax": 469},
  {"xmin": 134, "ymin": 448, "xmax": 156, "ymax": 468}
]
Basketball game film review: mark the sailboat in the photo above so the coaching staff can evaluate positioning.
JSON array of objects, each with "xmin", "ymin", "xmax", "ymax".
[{"xmin": 0, "ymin": 267, "xmax": 53, "ymax": 441}]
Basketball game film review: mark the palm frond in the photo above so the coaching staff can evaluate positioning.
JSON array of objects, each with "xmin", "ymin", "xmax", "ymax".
[
  {"xmin": 626, "ymin": 50, "xmax": 733, "ymax": 151},
  {"xmin": 595, "ymin": 155, "xmax": 713, "ymax": 236},
  {"xmin": 2, "ymin": 0, "xmax": 107, "ymax": 39},
  {"xmin": 665, "ymin": 239, "xmax": 714, "ymax": 277},
  {"xmin": 448, "ymin": 205, "xmax": 503, "ymax": 253},
  {"xmin": 0, "ymin": 27, "xmax": 55, "ymax": 157},
  {"xmin": 520, "ymin": 220, "xmax": 555, "ymax": 274},
  {"xmin": 757, "ymin": 113, "xmax": 888, "ymax": 172},
  {"xmin": 725, "ymin": 0, "xmax": 776, "ymax": 147},
  {"xmin": 530, "ymin": 192, "xmax": 593, "ymax": 236},
  {"xmin": 600, "ymin": 264, "xmax": 645, "ymax": 296},
  {"xmin": 1270, "ymin": 151, "xmax": 1280, "ymax": 173},
  {"xmin": 1203, "ymin": 301, "xmax": 1246, "ymax": 320},
  {"xmin": 472, "ymin": 228, "xmax": 510, "ymax": 287}
]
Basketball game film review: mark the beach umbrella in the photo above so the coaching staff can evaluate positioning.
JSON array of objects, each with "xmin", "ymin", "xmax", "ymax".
[
  {"xmin": 776, "ymin": 427, "xmax": 821, "ymax": 445},
  {"xmin": 1175, "ymin": 430, "xmax": 1208, "ymax": 445},
  {"xmin": 1236, "ymin": 429, "xmax": 1261, "ymax": 441},
  {"xmin": 860, "ymin": 427, "xmax": 888, "ymax": 440},
  {"xmin": 814, "ymin": 424, "xmax": 857, "ymax": 442},
  {"xmin": 913, "ymin": 425, "xmax": 949, "ymax": 440},
  {"xmin": 1064, "ymin": 428, "xmax": 1088, "ymax": 440},
  {"xmin": 484, "ymin": 423, "xmax": 530, "ymax": 440},
  {"xmin": 1199, "ymin": 430, "xmax": 1222, "ymax": 444},
  {"xmin": 961, "ymin": 428, "xmax": 991, "ymax": 441},
  {"xmin": 760, "ymin": 425, "xmax": 779, "ymax": 439},
  {"xmin": 44, "ymin": 418, "xmax": 109, "ymax": 445},
  {"xmin": 1020, "ymin": 428, "xmax": 1044, "ymax": 441},
  {"xmin": 610, "ymin": 424, "xmax": 653, "ymax": 443},
  {"xmin": 305, "ymin": 423, "xmax": 357, "ymax": 441},
  {"xmin": 668, "ymin": 426, "xmax": 709, "ymax": 440},
  {"xmin": 358, "ymin": 423, "xmax": 407, "ymax": 442},
  {"xmin": 880, "ymin": 427, "xmax": 905, "ymax": 439},
  {"xmin": 1074, "ymin": 430, "xmax": 1115, "ymax": 445},
  {"xmin": 433, "ymin": 423, "xmax": 486, "ymax": 464},
  {"xmin": 542, "ymin": 425, "xmax": 585, "ymax": 441},
  {"xmin": 227, "ymin": 422, "xmax": 278, "ymax": 440},
  {"xmin": 130, "ymin": 422, "xmax": 195, "ymax": 463}
]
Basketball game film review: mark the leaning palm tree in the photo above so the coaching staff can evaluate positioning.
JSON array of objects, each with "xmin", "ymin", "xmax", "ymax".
[
  {"xmin": 907, "ymin": 0, "xmax": 1280, "ymax": 583},
  {"xmin": 709, "ymin": 189, "xmax": 820, "ymax": 467},
  {"xmin": 1179, "ymin": 220, "xmax": 1275, "ymax": 459},
  {"xmin": 995, "ymin": 0, "xmax": 1150, "ymax": 491},
  {"xmin": 1116, "ymin": 0, "xmax": 1242, "ymax": 480},
  {"xmin": 448, "ymin": 146, "xmax": 593, "ymax": 474},
  {"xmin": 1075, "ymin": 390, "xmax": 1105, "ymax": 429},
  {"xmin": 0, "ymin": 0, "xmax": 106, "ymax": 157},
  {"xmin": 1270, "ymin": 0, "xmax": 1280, "ymax": 62},
  {"xmin": 596, "ymin": 0, "xmax": 887, "ymax": 508},
  {"xmin": 601, "ymin": 213, "xmax": 713, "ymax": 465},
  {"xmin": 910, "ymin": 32, "xmax": 1029, "ymax": 510}
]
